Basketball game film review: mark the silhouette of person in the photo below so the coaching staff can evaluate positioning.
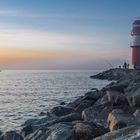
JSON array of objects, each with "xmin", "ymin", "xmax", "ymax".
[
  {"xmin": 123, "ymin": 62, "xmax": 127, "ymax": 69},
  {"xmin": 127, "ymin": 64, "xmax": 129, "ymax": 69}
]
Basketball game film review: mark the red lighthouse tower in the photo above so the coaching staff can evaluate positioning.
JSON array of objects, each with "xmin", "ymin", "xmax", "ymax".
[{"xmin": 131, "ymin": 19, "xmax": 140, "ymax": 69}]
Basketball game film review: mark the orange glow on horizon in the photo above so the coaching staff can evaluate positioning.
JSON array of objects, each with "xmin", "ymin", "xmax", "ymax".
[
  {"xmin": 0, "ymin": 48, "xmax": 66, "ymax": 64},
  {"xmin": 0, "ymin": 47, "xmax": 129, "ymax": 68}
]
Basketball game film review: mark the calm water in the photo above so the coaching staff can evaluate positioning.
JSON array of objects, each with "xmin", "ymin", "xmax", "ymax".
[{"xmin": 0, "ymin": 70, "xmax": 110, "ymax": 132}]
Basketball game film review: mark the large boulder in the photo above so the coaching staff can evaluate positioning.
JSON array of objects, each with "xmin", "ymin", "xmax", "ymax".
[
  {"xmin": 107, "ymin": 109, "xmax": 137, "ymax": 131},
  {"xmin": 47, "ymin": 123, "xmax": 74, "ymax": 140},
  {"xmin": 67, "ymin": 91, "xmax": 99, "ymax": 109},
  {"xmin": 103, "ymin": 79, "xmax": 130, "ymax": 93},
  {"xmin": 84, "ymin": 90, "xmax": 104, "ymax": 101},
  {"xmin": 133, "ymin": 109, "xmax": 140, "ymax": 123},
  {"xmin": 75, "ymin": 99, "xmax": 94, "ymax": 114},
  {"xmin": 67, "ymin": 96, "xmax": 85, "ymax": 108},
  {"xmin": 22, "ymin": 112, "xmax": 81, "ymax": 138},
  {"xmin": 21, "ymin": 125, "xmax": 33, "ymax": 137},
  {"xmin": 0, "ymin": 131, "xmax": 23, "ymax": 140},
  {"xmin": 125, "ymin": 83, "xmax": 140, "ymax": 107},
  {"xmin": 24, "ymin": 123, "xmax": 74, "ymax": 140},
  {"xmin": 21, "ymin": 117, "xmax": 48, "ymax": 137},
  {"xmin": 50, "ymin": 106, "xmax": 75, "ymax": 116},
  {"xmin": 94, "ymin": 90, "xmax": 128, "ymax": 107},
  {"xmin": 93, "ymin": 125, "xmax": 140, "ymax": 140},
  {"xmin": 74, "ymin": 122, "xmax": 108, "ymax": 140},
  {"xmin": 24, "ymin": 126, "xmax": 50, "ymax": 140},
  {"xmin": 133, "ymin": 109, "xmax": 140, "ymax": 118},
  {"xmin": 82, "ymin": 105, "xmax": 113, "ymax": 128}
]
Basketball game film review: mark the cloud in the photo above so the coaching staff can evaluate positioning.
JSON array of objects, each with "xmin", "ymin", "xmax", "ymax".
[
  {"xmin": 0, "ymin": 26, "xmax": 117, "ymax": 51},
  {"xmin": 0, "ymin": 9, "xmax": 48, "ymax": 18},
  {"xmin": 0, "ymin": 9, "xmax": 131, "ymax": 20},
  {"xmin": 0, "ymin": 9, "xmax": 70, "ymax": 19}
]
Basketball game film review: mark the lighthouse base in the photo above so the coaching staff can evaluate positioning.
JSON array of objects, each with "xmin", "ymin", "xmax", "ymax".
[{"xmin": 131, "ymin": 46, "xmax": 140, "ymax": 69}]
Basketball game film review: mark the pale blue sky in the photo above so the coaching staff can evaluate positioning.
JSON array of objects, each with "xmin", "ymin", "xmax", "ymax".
[{"xmin": 0, "ymin": 0, "xmax": 139, "ymax": 69}]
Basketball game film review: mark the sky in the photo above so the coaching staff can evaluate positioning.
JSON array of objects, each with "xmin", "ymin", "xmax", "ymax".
[{"xmin": 0, "ymin": 0, "xmax": 139, "ymax": 69}]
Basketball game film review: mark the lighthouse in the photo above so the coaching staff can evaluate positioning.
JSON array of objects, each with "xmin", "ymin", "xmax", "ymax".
[{"xmin": 131, "ymin": 19, "xmax": 140, "ymax": 69}]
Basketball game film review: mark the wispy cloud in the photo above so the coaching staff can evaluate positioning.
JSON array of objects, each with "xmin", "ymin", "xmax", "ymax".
[
  {"xmin": 0, "ymin": 26, "xmax": 116, "ymax": 51},
  {"xmin": 0, "ymin": 9, "xmax": 131, "ymax": 20},
  {"xmin": 0, "ymin": 9, "xmax": 58, "ymax": 18}
]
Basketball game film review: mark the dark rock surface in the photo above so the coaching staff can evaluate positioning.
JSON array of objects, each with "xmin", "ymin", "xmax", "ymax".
[
  {"xmin": 82, "ymin": 104, "xmax": 113, "ymax": 128},
  {"xmin": 24, "ymin": 123, "xmax": 74, "ymax": 140},
  {"xmin": 103, "ymin": 79, "xmax": 130, "ymax": 93},
  {"xmin": 50, "ymin": 106, "xmax": 75, "ymax": 116},
  {"xmin": 125, "ymin": 83, "xmax": 140, "ymax": 107},
  {"xmin": 74, "ymin": 122, "xmax": 108, "ymax": 140},
  {"xmin": 133, "ymin": 109, "xmax": 140, "ymax": 119},
  {"xmin": 93, "ymin": 125, "xmax": 140, "ymax": 140},
  {"xmin": 94, "ymin": 90, "xmax": 128, "ymax": 107},
  {"xmin": 47, "ymin": 123, "xmax": 74, "ymax": 140},
  {"xmin": 84, "ymin": 90, "xmax": 105, "ymax": 101},
  {"xmin": 107, "ymin": 109, "xmax": 137, "ymax": 131},
  {"xmin": 21, "ymin": 125, "xmax": 33, "ymax": 137},
  {"xmin": 57, "ymin": 112, "xmax": 82, "ymax": 122},
  {"xmin": 75, "ymin": 99, "xmax": 94, "ymax": 114},
  {"xmin": 0, "ymin": 131, "xmax": 23, "ymax": 140}
]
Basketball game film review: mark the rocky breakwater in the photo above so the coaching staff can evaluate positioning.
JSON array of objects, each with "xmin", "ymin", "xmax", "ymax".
[{"xmin": 1, "ymin": 68, "xmax": 140, "ymax": 140}]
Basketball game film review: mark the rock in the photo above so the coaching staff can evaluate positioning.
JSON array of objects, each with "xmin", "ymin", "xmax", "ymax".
[
  {"xmin": 107, "ymin": 109, "xmax": 127, "ymax": 131},
  {"xmin": 47, "ymin": 112, "xmax": 82, "ymax": 126},
  {"xmin": 60, "ymin": 102, "xmax": 66, "ymax": 105},
  {"xmin": 39, "ymin": 112, "xmax": 46, "ymax": 116},
  {"xmin": 24, "ymin": 123, "xmax": 74, "ymax": 140},
  {"xmin": 82, "ymin": 105, "xmax": 113, "ymax": 128},
  {"xmin": 50, "ymin": 106, "xmax": 75, "ymax": 116},
  {"xmin": 67, "ymin": 96, "xmax": 84, "ymax": 108},
  {"xmin": 21, "ymin": 117, "xmax": 50, "ymax": 137},
  {"xmin": 74, "ymin": 122, "xmax": 108, "ymax": 140},
  {"xmin": 107, "ymin": 109, "xmax": 137, "ymax": 131},
  {"xmin": 0, "ymin": 131, "xmax": 2, "ymax": 137},
  {"xmin": 126, "ymin": 83, "xmax": 140, "ymax": 107},
  {"xmin": 47, "ymin": 123, "xmax": 74, "ymax": 140},
  {"xmin": 23, "ymin": 118, "xmax": 47, "ymax": 127},
  {"xmin": 23, "ymin": 112, "xmax": 81, "ymax": 138},
  {"xmin": 91, "ymin": 88, "xmax": 98, "ymax": 91},
  {"xmin": 134, "ymin": 109, "xmax": 140, "ymax": 118},
  {"xmin": 75, "ymin": 99, "xmax": 94, "ymax": 114},
  {"xmin": 68, "ymin": 91, "xmax": 101, "ymax": 110},
  {"xmin": 21, "ymin": 125, "xmax": 33, "ymax": 137},
  {"xmin": 24, "ymin": 127, "xmax": 50, "ymax": 140},
  {"xmin": 93, "ymin": 125, "xmax": 140, "ymax": 140},
  {"xmin": 58, "ymin": 112, "xmax": 82, "ymax": 122},
  {"xmin": 84, "ymin": 90, "xmax": 105, "ymax": 101},
  {"xmin": 94, "ymin": 90, "xmax": 128, "ymax": 107},
  {"xmin": 133, "ymin": 109, "xmax": 140, "ymax": 123},
  {"xmin": 0, "ymin": 131, "xmax": 23, "ymax": 140},
  {"xmin": 104, "ymin": 79, "xmax": 130, "ymax": 93}
]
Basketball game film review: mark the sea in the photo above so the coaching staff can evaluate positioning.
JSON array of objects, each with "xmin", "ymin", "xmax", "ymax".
[{"xmin": 0, "ymin": 70, "xmax": 110, "ymax": 132}]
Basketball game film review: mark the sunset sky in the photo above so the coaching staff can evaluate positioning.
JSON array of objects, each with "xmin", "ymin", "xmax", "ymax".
[{"xmin": 0, "ymin": 0, "xmax": 139, "ymax": 69}]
